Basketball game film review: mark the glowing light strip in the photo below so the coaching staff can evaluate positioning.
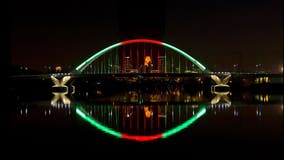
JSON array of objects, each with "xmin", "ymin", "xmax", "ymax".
[
  {"xmin": 75, "ymin": 39, "xmax": 207, "ymax": 72},
  {"xmin": 75, "ymin": 106, "xmax": 206, "ymax": 142},
  {"xmin": 161, "ymin": 42, "xmax": 206, "ymax": 71},
  {"xmin": 76, "ymin": 108, "xmax": 121, "ymax": 138},
  {"xmin": 76, "ymin": 43, "xmax": 120, "ymax": 72},
  {"xmin": 162, "ymin": 107, "xmax": 206, "ymax": 138},
  {"xmin": 122, "ymin": 133, "xmax": 163, "ymax": 142},
  {"xmin": 120, "ymin": 39, "xmax": 163, "ymax": 45}
]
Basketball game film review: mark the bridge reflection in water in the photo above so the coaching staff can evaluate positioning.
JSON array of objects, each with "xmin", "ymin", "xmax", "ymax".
[
  {"xmin": 8, "ymin": 39, "xmax": 283, "ymax": 153},
  {"xmin": 75, "ymin": 104, "xmax": 206, "ymax": 142},
  {"xmin": 12, "ymin": 85, "xmax": 283, "ymax": 145}
]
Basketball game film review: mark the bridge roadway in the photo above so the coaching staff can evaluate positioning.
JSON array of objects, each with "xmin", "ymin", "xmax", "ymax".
[{"xmin": 9, "ymin": 72, "xmax": 283, "ymax": 80}]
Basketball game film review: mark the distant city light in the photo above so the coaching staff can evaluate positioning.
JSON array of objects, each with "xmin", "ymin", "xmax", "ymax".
[{"xmin": 55, "ymin": 66, "xmax": 62, "ymax": 72}]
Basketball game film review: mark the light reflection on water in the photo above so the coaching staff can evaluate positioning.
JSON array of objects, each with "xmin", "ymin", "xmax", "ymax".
[{"xmin": 11, "ymin": 89, "xmax": 283, "ymax": 146}]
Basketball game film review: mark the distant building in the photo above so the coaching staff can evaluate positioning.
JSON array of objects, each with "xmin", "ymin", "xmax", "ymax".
[{"xmin": 55, "ymin": 66, "xmax": 62, "ymax": 72}]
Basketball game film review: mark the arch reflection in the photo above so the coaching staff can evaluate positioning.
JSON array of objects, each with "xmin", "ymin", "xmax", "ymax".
[
  {"xmin": 75, "ymin": 104, "xmax": 206, "ymax": 142},
  {"xmin": 211, "ymin": 92, "xmax": 231, "ymax": 105}
]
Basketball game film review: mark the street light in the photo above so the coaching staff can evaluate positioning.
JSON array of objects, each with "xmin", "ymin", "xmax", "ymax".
[
  {"xmin": 256, "ymin": 64, "xmax": 262, "ymax": 73},
  {"xmin": 125, "ymin": 56, "xmax": 130, "ymax": 72},
  {"xmin": 233, "ymin": 64, "xmax": 238, "ymax": 73}
]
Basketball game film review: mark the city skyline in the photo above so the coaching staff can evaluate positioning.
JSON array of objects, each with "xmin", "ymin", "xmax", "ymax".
[{"xmin": 10, "ymin": 0, "xmax": 283, "ymax": 73}]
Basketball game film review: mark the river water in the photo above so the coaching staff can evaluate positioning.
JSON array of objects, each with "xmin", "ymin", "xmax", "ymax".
[{"xmin": 8, "ymin": 82, "xmax": 283, "ymax": 154}]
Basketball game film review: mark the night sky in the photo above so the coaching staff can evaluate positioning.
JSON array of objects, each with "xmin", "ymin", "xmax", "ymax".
[{"xmin": 10, "ymin": 0, "xmax": 283, "ymax": 73}]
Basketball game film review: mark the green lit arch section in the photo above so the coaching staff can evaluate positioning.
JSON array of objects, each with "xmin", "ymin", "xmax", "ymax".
[
  {"xmin": 75, "ymin": 39, "xmax": 208, "ymax": 73},
  {"xmin": 76, "ymin": 105, "xmax": 206, "ymax": 142}
]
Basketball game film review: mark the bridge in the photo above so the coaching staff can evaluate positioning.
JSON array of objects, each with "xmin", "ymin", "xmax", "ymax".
[
  {"xmin": 9, "ymin": 38, "xmax": 283, "ymax": 95},
  {"xmin": 63, "ymin": 38, "xmax": 280, "ymax": 82},
  {"xmin": 61, "ymin": 39, "xmax": 233, "ymax": 91},
  {"xmin": 10, "ymin": 39, "xmax": 282, "ymax": 143}
]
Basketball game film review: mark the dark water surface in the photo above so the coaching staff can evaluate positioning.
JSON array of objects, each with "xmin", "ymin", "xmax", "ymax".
[{"xmin": 6, "ymin": 75, "xmax": 283, "ymax": 156}]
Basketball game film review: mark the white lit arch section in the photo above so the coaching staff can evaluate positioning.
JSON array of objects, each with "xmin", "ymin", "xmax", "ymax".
[{"xmin": 75, "ymin": 39, "xmax": 208, "ymax": 73}]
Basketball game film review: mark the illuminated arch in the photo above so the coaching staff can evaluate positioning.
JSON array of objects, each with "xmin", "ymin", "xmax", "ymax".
[
  {"xmin": 76, "ymin": 106, "xmax": 206, "ymax": 142},
  {"xmin": 75, "ymin": 39, "xmax": 208, "ymax": 73}
]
